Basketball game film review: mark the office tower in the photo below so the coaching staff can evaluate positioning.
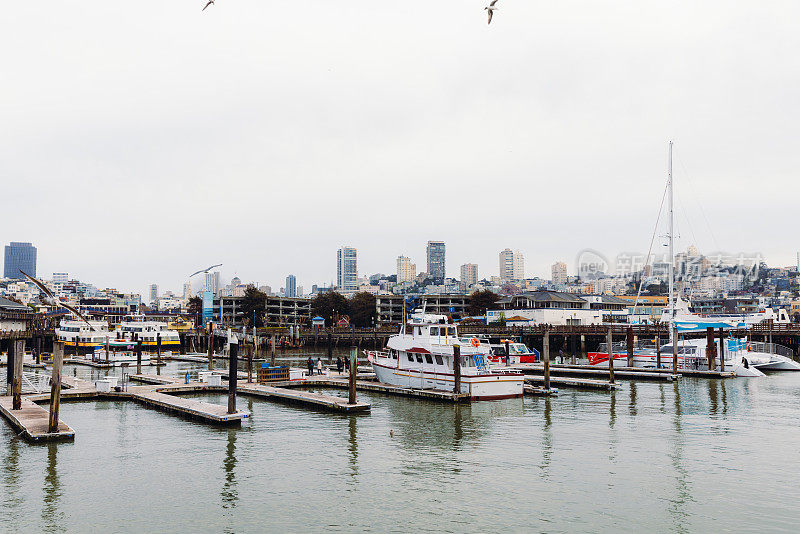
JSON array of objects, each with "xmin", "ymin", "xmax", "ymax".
[
  {"xmin": 286, "ymin": 274, "xmax": 297, "ymax": 297},
  {"xmin": 204, "ymin": 271, "xmax": 221, "ymax": 295},
  {"xmin": 499, "ymin": 249, "xmax": 524, "ymax": 281},
  {"xmin": 337, "ymin": 246, "xmax": 358, "ymax": 293},
  {"xmin": 149, "ymin": 284, "xmax": 159, "ymax": 304},
  {"xmin": 397, "ymin": 256, "xmax": 417, "ymax": 284},
  {"xmin": 183, "ymin": 282, "xmax": 192, "ymax": 299},
  {"xmin": 552, "ymin": 261, "xmax": 568, "ymax": 285},
  {"xmin": 4, "ymin": 242, "xmax": 37, "ymax": 280},
  {"xmin": 460, "ymin": 263, "xmax": 478, "ymax": 287},
  {"xmin": 426, "ymin": 241, "xmax": 446, "ymax": 283}
]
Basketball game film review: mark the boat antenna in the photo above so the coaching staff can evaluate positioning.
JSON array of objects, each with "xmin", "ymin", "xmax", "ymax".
[{"xmin": 668, "ymin": 140, "xmax": 675, "ymax": 344}]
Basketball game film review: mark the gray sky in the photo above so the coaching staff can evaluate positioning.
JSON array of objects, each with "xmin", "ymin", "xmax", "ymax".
[{"xmin": 3, "ymin": 1, "xmax": 799, "ymax": 297}]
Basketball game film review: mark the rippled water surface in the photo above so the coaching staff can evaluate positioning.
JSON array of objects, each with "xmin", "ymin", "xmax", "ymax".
[{"xmin": 3, "ymin": 359, "xmax": 800, "ymax": 532}]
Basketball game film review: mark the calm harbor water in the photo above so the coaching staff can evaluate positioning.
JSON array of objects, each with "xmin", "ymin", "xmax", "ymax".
[{"xmin": 3, "ymin": 356, "xmax": 800, "ymax": 532}]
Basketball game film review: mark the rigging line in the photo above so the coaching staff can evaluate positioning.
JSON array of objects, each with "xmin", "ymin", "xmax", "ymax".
[
  {"xmin": 632, "ymin": 178, "xmax": 670, "ymax": 317},
  {"xmin": 676, "ymin": 153, "xmax": 721, "ymax": 252},
  {"xmin": 676, "ymin": 192, "xmax": 699, "ymax": 253}
]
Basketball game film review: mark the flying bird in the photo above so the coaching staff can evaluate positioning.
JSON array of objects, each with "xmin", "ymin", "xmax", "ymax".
[
  {"xmin": 190, "ymin": 264, "xmax": 223, "ymax": 278},
  {"xmin": 485, "ymin": 0, "xmax": 499, "ymax": 24},
  {"xmin": 202, "ymin": 0, "xmax": 214, "ymax": 11},
  {"xmin": 18, "ymin": 270, "xmax": 96, "ymax": 330}
]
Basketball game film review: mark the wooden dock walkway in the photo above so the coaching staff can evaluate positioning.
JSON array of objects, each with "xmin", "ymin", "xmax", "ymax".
[
  {"xmin": 130, "ymin": 374, "xmax": 371, "ymax": 413},
  {"xmin": 0, "ymin": 397, "xmax": 74, "ymax": 442},
  {"xmin": 510, "ymin": 364, "xmax": 678, "ymax": 382},
  {"xmin": 127, "ymin": 389, "xmax": 249, "ymax": 424},
  {"xmin": 237, "ymin": 383, "xmax": 370, "ymax": 413}
]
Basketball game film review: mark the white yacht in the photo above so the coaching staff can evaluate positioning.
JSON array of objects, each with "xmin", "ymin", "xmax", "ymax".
[
  {"xmin": 113, "ymin": 314, "xmax": 181, "ymax": 349},
  {"xmin": 365, "ymin": 313, "xmax": 524, "ymax": 400},
  {"xmin": 55, "ymin": 319, "xmax": 111, "ymax": 353}
]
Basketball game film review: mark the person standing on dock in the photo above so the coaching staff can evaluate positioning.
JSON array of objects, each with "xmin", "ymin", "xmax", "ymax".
[
  {"xmin": 336, "ymin": 357, "xmax": 343, "ymax": 374},
  {"xmin": 316, "ymin": 357, "xmax": 323, "ymax": 375},
  {"xmin": 344, "ymin": 355, "xmax": 350, "ymax": 372},
  {"xmin": 307, "ymin": 356, "xmax": 314, "ymax": 378}
]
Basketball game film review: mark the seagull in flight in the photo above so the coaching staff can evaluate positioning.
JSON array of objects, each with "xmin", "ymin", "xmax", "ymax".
[
  {"xmin": 190, "ymin": 264, "xmax": 223, "ymax": 278},
  {"xmin": 485, "ymin": 0, "xmax": 499, "ymax": 24},
  {"xmin": 18, "ymin": 270, "xmax": 96, "ymax": 330},
  {"xmin": 202, "ymin": 0, "xmax": 214, "ymax": 11}
]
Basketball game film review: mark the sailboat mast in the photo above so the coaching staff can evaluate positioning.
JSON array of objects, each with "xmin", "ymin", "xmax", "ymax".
[{"xmin": 668, "ymin": 141, "xmax": 675, "ymax": 342}]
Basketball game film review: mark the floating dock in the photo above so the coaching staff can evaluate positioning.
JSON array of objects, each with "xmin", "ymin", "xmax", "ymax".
[
  {"xmin": 524, "ymin": 376, "xmax": 619, "ymax": 391},
  {"xmin": 127, "ymin": 388, "xmax": 249, "ymax": 425},
  {"xmin": 510, "ymin": 364, "xmax": 679, "ymax": 382},
  {"xmin": 237, "ymin": 383, "xmax": 370, "ymax": 413},
  {"xmin": 0, "ymin": 397, "xmax": 75, "ymax": 442}
]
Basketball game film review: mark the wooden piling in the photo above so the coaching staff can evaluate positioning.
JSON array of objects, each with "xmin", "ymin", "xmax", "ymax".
[
  {"xmin": 327, "ymin": 332, "xmax": 333, "ymax": 361},
  {"xmin": 543, "ymin": 330, "xmax": 551, "ymax": 391},
  {"xmin": 718, "ymin": 327, "xmax": 725, "ymax": 372},
  {"xmin": 6, "ymin": 340, "xmax": 14, "ymax": 389},
  {"xmin": 504, "ymin": 340, "xmax": 510, "ymax": 366},
  {"xmin": 247, "ymin": 344, "xmax": 253, "ymax": 384},
  {"xmin": 136, "ymin": 336, "xmax": 142, "ymax": 375},
  {"xmin": 348, "ymin": 348, "xmax": 357, "ymax": 405},
  {"xmin": 706, "ymin": 327, "xmax": 716, "ymax": 371},
  {"xmin": 156, "ymin": 333, "xmax": 162, "ymax": 374},
  {"xmin": 270, "ymin": 335, "xmax": 276, "ymax": 366},
  {"xmin": 228, "ymin": 338, "xmax": 238, "ymax": 414},
  {"xmin": 48, "ymin": 342, "xmax": 64, "ymax": 433},
  {"xmin": 36, "ymin": 337, "xmax": 42, "ymax": 365},
  {"xmin": 606, "ymin": 327, "xmax": 614, "ymax": 384},
  {"xmin": 207, "ymin": 324, "xmax": 214, "ymax": 371},
  {"xmin": 453, "ymin": 344, "xmax": 462, "ymax": 394},
  {"xmin": 626, "ymin": 327, "xmax": 634, "ymax": 367},
  {"xmin": 12, "ymin": 340, "xmax": 25, "ymax": 410},
  {"xmin": 672, "ymin": 325, "xmax": 679, "ymax": 372},
  {"xmin": 656, "ymin": 335, "xmax": 661, "ymax": 369}
]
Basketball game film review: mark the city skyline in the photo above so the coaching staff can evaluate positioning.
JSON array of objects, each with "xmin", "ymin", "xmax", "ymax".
[{"xmin": 5, "ymin": 2, "xmax": 800, "ymax": 301}]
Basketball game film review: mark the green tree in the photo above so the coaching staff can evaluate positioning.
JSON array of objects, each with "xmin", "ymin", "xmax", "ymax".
[
  {"xmin": 240, "ymin": 287, "xmax": 267, "ymax": 327},
  {"xmin": 468, "ymin": 290, "xmax": 499, "ymax": 316},
  {"xmin": 311, "ymin": 291, "xmax": 349, "ymax": 326},
  {"xmin": 349, "ymin": 292, "xmax": 376, "ymax": 328}
]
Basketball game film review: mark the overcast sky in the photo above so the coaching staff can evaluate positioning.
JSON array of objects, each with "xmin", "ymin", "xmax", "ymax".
[{"xmin": 3, "ymin": 1, "xmax": 799, "ymax": 297}]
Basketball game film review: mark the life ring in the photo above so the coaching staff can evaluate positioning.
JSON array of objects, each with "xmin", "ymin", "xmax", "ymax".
[{"xmin": 471, "ymin": 338, "xmax": 480, "ymax": 348}]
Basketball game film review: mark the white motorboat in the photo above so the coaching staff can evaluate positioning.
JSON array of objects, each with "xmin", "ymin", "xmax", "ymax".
[
  {"xmin": 56, "ymin": 319, "xmax": 112, "ymax": 353},
  {"xmin": 365, "ymin": 313, "xmax": 524, "ymax": 400},
  {"xmin": 588, "ymin": 338, "xmax": 765, "ymax": 377}
]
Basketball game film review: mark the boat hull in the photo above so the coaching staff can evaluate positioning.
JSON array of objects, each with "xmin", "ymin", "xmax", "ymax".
[{"xmin": 371, "ymin": 360, "xmax": 523, "ymax": 400}]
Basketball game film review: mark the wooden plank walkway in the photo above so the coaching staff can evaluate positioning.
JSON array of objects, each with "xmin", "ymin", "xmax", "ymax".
[
  {"xmin": 524, "ymin": 376, "xmax": 620, "ymax": 391},
  {"xmin": 0, "ymin": 396, "xmax": 74, "ymax": 442},
  {"xmin": 237, "ymin": 383, "xmax": 370, "ymax": 413},
  {"xmin": 290, "ymin": 377, "xmax": 472, "ymax": 402},
  {"xmin": 512, "ymin": 363, "xmax": 734, "ymax": 379},
  {"xmin": 510, "ymin": 364, "xmax": 678, "ymax": 382},
  {"xmin": 128, "ymin": 389, "xmax": 249, "ymax": 425}
]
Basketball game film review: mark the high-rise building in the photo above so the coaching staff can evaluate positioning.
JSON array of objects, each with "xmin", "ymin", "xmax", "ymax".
[
  {"xmin": 204, "ymin": 271, "xmax": 221, "ymax": 295},
  {"xmin": 286, "ymin": 274, "xmax": 297, "ymax": 297},
  {"xmin": 426, "ymin": 241, "xmax": 446, "ymax": 283},
  {"xmin": 460, "ymin": 263, "xmax": 478, "ymax": 287},
  {"xmin": 397, "ymin": 256, "xmax": 417, "ymax": 284},
  {"xmin": 337, "ymin": 246, "xmax": 358, "ymax": 293},
  {"xmin": 499, "ymin": 249, "xmax": 524, "ymax": 281},
  {"xmin": 552, "ymin": 261, "xmax": 568, "ymax": 285},
  {"xmin": 53, "ymin": 272, "xmax": 69, "ymax": 284},
  {"xmin": 183, "ymin": 282, "xmax": 193, "ymax": 299},
  {"xmin": 4, "ymin": 242, "xmax": 37, "ymax": 280},
  {"xmin": 149, "ymin": 284, "xmax": 159, "ymax": 305}
]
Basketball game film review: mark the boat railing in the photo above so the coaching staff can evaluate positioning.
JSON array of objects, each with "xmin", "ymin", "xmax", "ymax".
[{"xmin": 747, "ymin": 341, "xmax": 794, "ymax": 359}]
